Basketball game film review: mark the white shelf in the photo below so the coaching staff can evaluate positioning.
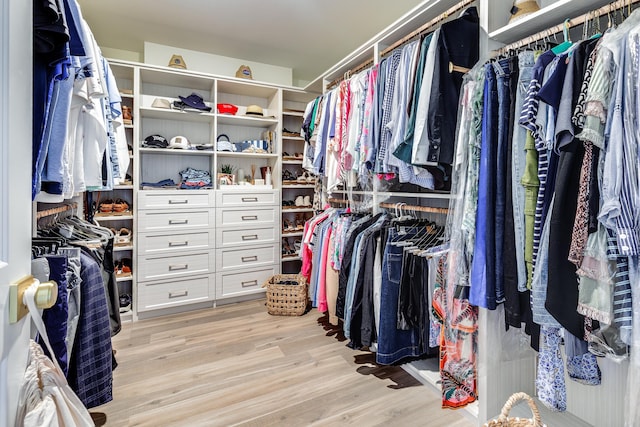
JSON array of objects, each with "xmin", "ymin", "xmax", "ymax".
[
  {"xmin": 282, "ymin": 136, "xmax": 304, "ymax": 141},
  {"xmin": 283, "ymin": 110, "xmax": 304, "ymax": 117},
  {"xmin": 139, "ymin": 147, "xmax": 215, "ymax": 156},
  {"xmin": 282, "ymin": 231, "xmax": 304, "ymax": 237},
  {"xmin": 94, "ymin": 214, "xmax": 134, "ymax": 221},
  {"xmin": 120, "ymin": 92, "xmax": 134, "ymax": 99},
  {"xmin": 282, "ymin": 159, "xmax": 303, "ymax": 165},
  {"xmin": 114, "ymin": 245, "xmax": 134, "ymax": 252},
  {"xmin": 217, "ymin": 114, "xmax": 279, "ymax": 128},
  {"xmin": 116, "ymin": 275, "xmax": 133, "ymax": 282},
  {"xmin": 488, "ymin": 0, "xmax": 613, "ymax": 44},
  {"xmin": 216, "ymin": 152, "xmax": 278, "ymax": 159},
  {"xmin": 139, "ymin": 106, "xmax": 216, "ymax": 123},
  {"xmin": 282, "ymin": 255, "xmax": 302, "ymax": 262},
  {"xmin": 283, "ymin": 184, "xmax": 315, "ymax": 189},
  {"xmin": 114, "ymin": 185, "xmax": 134, "ymax": 190},
  {"xmin": 282, "ymin": 207, "xmax": 314, "ymax": 213},
  {"xmin": 124, "ymin": 124, "xmax": 134, "ymax": 129}
]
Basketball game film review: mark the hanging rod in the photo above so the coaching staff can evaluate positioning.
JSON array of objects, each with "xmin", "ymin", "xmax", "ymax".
[
  {"xmin": 495, "ymin": 0, "xmax": 640, "ymax": 55},
  {"xmin": 379, "ymin": 0, "xmax": 476, "ymax": 57},
  {"xmin": 379, "ymin": 202, "xmax": 449, "ymax": 214},
  {"xmin": 36, "ymin": 203, "xmax": 77, "ymax": 220},
  {"xmin": 326, "ymin": 0, "xmax": 477, "ymax": 90}
]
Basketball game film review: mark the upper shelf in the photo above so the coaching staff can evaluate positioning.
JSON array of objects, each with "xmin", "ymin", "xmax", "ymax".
[
  {"xmin": 139, "ymin": 106, "xmax": 216, "ymax": 123},
  {"xmin": 217, "ymin": 114, "xmax": 279, "ymax": 128},
  {"xmin": 488, "ymin": 0, "xmax": 614, "ymax": 44}
]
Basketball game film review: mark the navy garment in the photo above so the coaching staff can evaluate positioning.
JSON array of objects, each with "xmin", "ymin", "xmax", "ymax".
[
  {"xmin": 377, "ymin": 227, "xmax": 421, "ymax": 365},
  {"xmin": 469, "ymin": 63, "xmax": 498, "ymax": 309},
  {"xmin": 39, "ymin": 255, "xmax": 69, "ymax": 375},
  {"xmin": 67, "ymin": 250, "xmax": 113, "ymax": 409},
  {"xmin": 427, "ymin": 6, "xmax": 479, "ymax": 165},
  {"xmin": 33, "ymin": 0, "xmax": 70, "ymax": 199}
]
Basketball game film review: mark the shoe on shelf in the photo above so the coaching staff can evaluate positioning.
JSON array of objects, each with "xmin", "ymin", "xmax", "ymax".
[
  {"xmin": 99, "ymin": 199, "xmax": 114, "ymax": 213},
  {"xmin": 112, "ymin": 199, "xmax": 129, "ymax": 213},
  {"xmin": 294, "ymin": 195, "xmax": 305, "ymax": 207},
  {"xmin": 293, "ymin": 239, "xmax": 302, "ymax": 253},
  {"xmin": 115, "ymin": 227, "xmax": 132, "ymax": 245},
  {"xmin": 122, "ymin": 106, "xmax": 133, "ymax": 125},
  {"xmin": 303, "ymin": 195, "xmax": 311, "ymax": 206}
]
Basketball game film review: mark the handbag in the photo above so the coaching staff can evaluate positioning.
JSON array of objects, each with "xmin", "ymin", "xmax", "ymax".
[
  {"xmin": 15, "ymin": 282, "xmax": 94, "ymax": 427},
  {"xmin": 216, "ymin": 134, "xmax": 235, "ymax": 152}
]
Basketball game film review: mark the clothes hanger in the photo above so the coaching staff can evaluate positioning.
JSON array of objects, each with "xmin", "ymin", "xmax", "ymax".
[{"xmin": 551, "ymin": 20, "xmax": 573, "ymax": 54}]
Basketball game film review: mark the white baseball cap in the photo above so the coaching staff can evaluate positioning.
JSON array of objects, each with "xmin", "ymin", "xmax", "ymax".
[{"xmin": 169, "ymin": 135, "xmax": 191, "ymax": 149}]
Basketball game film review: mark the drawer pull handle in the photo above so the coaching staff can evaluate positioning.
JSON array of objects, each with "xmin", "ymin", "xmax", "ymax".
[
  {"xmin": 242, "ymin": 197, "xmax": 258, "ymax": 202},
  {"xmin": 169, "ymin": 290, "xmax": 188, "ymax": 298},
  {"xmin": 169, "ymin": 264, "xmax": 189, "ymax": 271},
  {"xmin": 241, "ymin": 256, "xmax": 258, "ymax": 263},
  {"xmin": 242, "ymin": 234, "xmax": 258, "ymax": 241},
  {"xmin": 241, "ymin": 215, "xmax": 258, "ymax": 221},
  {"xmin": 241, "ymin": 280, "xmax": 258, "ymax": 287},
  {"xmin": 169, "ymin": 241, "xmax": 189, "ymax": 247},
  {"xmin": 169, "ymin": 199, "xmax": 188, "ymax": 204},
  {"xmin": 169, "ymin": 219, "xmax": 189, "ymax": 225}
]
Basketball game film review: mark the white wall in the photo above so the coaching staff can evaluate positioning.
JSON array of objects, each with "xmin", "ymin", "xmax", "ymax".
[
  {"xmin": 101, "ymin": 46, "xmax": 143, "ymax": 63},
  {"xmin": 144, "ymin": 42, "xmax": 293, "ymax": 86}
]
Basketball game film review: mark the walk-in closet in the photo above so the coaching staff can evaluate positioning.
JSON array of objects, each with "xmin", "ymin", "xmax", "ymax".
[{"xmin": 2, "ymin": 0, "xmax": 639, "ymax": 426}]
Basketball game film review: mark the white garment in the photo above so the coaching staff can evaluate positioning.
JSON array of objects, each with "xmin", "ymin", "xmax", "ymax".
[
  {"xmin": 412, "ymin": 29, "xmax": 441, "ymax": 166},
  {"xmin": 15, "ymin": 284, "xmax": 94, "ymax": 427}
]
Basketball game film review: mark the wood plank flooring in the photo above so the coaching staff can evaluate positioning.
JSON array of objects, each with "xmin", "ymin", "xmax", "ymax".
[{"xmin": 97, "ymin": 299, "xmax": 475, "ymax": 427}]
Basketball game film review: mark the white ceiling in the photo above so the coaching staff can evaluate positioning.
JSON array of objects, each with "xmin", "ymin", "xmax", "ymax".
[{"xmin": 77, "ymin": 0, "xmax": 425, "ymax": 86}]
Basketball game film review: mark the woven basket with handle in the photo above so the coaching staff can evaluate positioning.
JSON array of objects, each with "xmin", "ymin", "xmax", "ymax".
[
  {"xmin": 483, "ymin": 392, "xmax": 546, "ymax": 427},
  {"xmin": 262, "ymin": 274, "xmax": 308, "ymax": 316}
]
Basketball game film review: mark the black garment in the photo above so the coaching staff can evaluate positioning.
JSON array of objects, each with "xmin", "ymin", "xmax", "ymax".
[
  {"xmin": 336, "ymin": 214, "xmax": 380, "ymax": 320},
  {"xmin": 426, "ymin": 6, "xmax": 479, "ymax": 165},
  {"xmin": 349, "ymin": 224, "xmax": 385, "ymax": 349}
]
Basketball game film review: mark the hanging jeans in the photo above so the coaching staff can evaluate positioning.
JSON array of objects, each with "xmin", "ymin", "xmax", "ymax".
[{"xmin": 377, "ymin": 227, "xmax": 420, "ymax": 365}]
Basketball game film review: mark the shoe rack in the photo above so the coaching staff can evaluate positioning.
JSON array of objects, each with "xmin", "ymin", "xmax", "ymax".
[
  {"xmin": 280, "ymin": 89, "xmax": 318, "ymax": 273},
  {"xmin": 94, "ymin": 62, "xmax": 136, "ymax": 322}
]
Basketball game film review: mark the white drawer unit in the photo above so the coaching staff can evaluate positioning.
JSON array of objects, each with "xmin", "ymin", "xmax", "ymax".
[
  {"xmin": 138, "ymin": 230, "xmax": 215, "ymax": 255},
  {"xmin": 216, "ymin": 190, "xmax": 279, "ymax": 207},
  {"xmin": 138, "ymin": 190, "xmax": 214, "ymax": 210},
  {"xmin": 137, "ymin": 275, "xmax": 212, "ymax": 312},
  {"xmin": 216, "ymin": 266, "xmax": 276, "ymax": 299},
  {"xmin": 216, "ymin": 244, "xmax": 278, "ymax": 271},
  {"xmin": 216, "ymin": 226, "xmax": 277, "ymax": 248},
  {"xmin": 138, "ymin": 209, "xmax": 214, "ymax": 232},
  {"xmin": 216, "ymin": 207, "xmax": 277, "ymax": 227},
  {"xmin": 138, "ymin": 251, "xmax": 214, "ymax": 282}
]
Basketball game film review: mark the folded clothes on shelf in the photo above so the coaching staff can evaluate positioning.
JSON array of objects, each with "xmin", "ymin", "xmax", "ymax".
[
  {"xmin": 141, "ymin": 179, "xmax": 176, "ymax": 189},
  {"xmin": 179, "ymin": 167, "xmax": 212, "ymax": 189}
]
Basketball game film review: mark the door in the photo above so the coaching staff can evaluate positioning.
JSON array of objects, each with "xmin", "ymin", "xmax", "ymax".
[{"xmin": 0, "ymin": 0, "xmax": 33, "ymax": 426}]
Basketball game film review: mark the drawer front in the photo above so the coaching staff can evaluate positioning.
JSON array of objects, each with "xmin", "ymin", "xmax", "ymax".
[
  {"xmin": 216, "ymin": 226, "xmax": 277, "ymax": 248},
  {"xmin": 216, "ymin": 190, "xmax": 279, "ymax": 207},
  {"xmin": 217, "ymin": 207, "xmax": 276, "ymax": 227},
  {"xmin": 216, "ymin": 244, "xmax": 278, "ymax": 271},
  {"xmin": 138, "ymin": 209, "xmax": 214, "ymax": 232},
  {"xmin": 138, "ymin": 230, "xmax": 214, "ymax": 255},
  {"xmin": 216, "ymin": 266, "xmax": 276, "ymax": 299},
  {"xmin": 137, "ymin": 275, "xmax": 212, "ymax": 312},
  {"xmin": 138, "ymin": 191, "xmax": 213, "ymax": 210},
  {"xmin": 138, "ymin": 251, "xmax": 214, "ymax": 282}
]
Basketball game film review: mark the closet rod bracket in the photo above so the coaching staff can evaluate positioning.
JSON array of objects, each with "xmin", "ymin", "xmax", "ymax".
[{"xmin": 9, "ymin": 275, "xmax": 58, "ymax": 324}]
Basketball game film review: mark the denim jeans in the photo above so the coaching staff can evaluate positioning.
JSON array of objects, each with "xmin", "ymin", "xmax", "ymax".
[
  {"xmin": 377, "ymin": 228, "xmax": 420, "ymax": 365},
  {"xmin": 470, "ymin": 63, "xmax": 497, "ymax": 309},
  {"xmin": 494, "ymin": 58, "xmax": 516, "ymax": 305},
  {"xmin": 512, "ymin": 51, "xmax": 535, "ymax": 292}
]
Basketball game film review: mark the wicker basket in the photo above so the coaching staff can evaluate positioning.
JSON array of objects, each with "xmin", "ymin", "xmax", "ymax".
[
  {"xmin": 262, "ymin": 274, "xmax": 308, "ymax": 316},
  {"xmin": 483, "ymin": 393, "xmax": 546, "ymax": 427}
]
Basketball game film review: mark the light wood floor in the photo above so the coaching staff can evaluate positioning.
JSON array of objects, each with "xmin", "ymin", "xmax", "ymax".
[{"xmin": 97, "ymin": 299, "xmax": 475, "ymax": 427}]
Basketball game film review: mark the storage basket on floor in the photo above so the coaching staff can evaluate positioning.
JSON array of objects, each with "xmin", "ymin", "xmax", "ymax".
[
  {"xmin": 483, "ymin": 392, "xmax": 546, "ymax": 427},
  {"xmin": 262, "ymin": 274, "xmax": 308, "ymax": 316}
]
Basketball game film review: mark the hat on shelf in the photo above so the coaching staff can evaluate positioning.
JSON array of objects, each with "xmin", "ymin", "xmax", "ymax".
[
  {"xmin": 235, "ymin": 64, "xmax": 253, "ymax": 79},
  {"xmin": 151, "ymin": 98, "xmax": 171, "ymax": 109},
  {"xmin": 168, "ymin": 54, "xmax": 187, "ymax": 69},
  {"xmin": 178, "ymin": 93, "xmax": 212, "ymax": 111},
  {"xmin": 217, "ymin": 103, "xmax": 238, "ymax": 115},
  {"xmin": 245, "ymin": 104, "xmax": 264, "ymax": 117},
  {"xmin": 509, "ymin": 0, "xmax": 540, "ymax": 23},
  {"xmin": 169, "ymin": 135, "xmax": 191, "ymax": 149},
  {"xmin": 216, "ymin": 134, "xmax": 235, "ymax": 152},
  {"xmin": 143, "ymin": 134, "xmax": 168, "ymax": 148}
]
